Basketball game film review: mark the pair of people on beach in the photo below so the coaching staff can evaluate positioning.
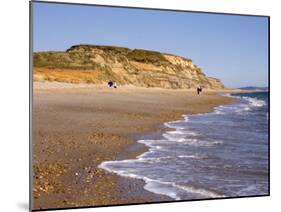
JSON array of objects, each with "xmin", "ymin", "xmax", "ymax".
[
  {"xmin": 108, "ymin": 81, "xmax": 117, "ymax": 88},
  {"xmin": 197, "ymin": 86, "xmax": 203, "ymax": 95}
]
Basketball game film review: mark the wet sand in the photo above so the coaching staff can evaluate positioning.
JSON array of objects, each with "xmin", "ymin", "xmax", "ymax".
[{"xmin": 32, "ymin": 82, "xmax": 233, "ymax": 210}]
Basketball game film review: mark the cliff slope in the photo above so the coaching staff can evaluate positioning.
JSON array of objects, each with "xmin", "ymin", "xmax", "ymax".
[{"xmin": 33, "ymin": 44, "xmax": 225, "ymax": 89}]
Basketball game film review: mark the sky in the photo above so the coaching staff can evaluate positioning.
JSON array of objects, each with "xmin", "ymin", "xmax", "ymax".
[{"xmin": 32, "ymin": 2, "xmax": 269, "ymax": 88}]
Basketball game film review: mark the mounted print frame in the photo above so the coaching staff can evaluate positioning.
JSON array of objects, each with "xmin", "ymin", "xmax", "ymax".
[{"xmin": 30, "ymin": 1, "xmax": 270, "ymax": 211}]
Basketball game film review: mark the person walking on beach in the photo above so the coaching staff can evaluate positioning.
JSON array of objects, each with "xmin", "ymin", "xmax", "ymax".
[
  {"xmin": 197, "ymin": 86, "xmax": 203, "ymax": 95},
  {"xmin": 197, "ymin": 86, "xmax": 200, "ymax": 95},
  {"xmin": 113, "ymin": 82, "xmax": 117, "ymax": 88},
  {"xmin": 108, "ymin": 81, "xmax": 113, "ymax": 87}
]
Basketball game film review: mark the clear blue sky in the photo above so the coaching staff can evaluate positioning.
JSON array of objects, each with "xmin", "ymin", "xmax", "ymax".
[{"xmin": 33, "ymin": 2, "xmax": 269, "ymax": 88}]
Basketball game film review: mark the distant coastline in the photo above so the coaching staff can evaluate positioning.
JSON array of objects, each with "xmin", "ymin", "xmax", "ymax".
[{"xmin": 239, "ymin": 86, "xmax": 268, "ymax": 92}]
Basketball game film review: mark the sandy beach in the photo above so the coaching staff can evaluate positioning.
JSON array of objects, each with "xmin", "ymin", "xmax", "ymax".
[{"xmin": 32, "ymin": 82, "xmax": 233, "ymax": 210}]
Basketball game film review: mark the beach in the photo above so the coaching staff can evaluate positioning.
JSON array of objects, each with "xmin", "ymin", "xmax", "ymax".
[{"xmin": 32, "ymin": 82, "xmax": 233, "ymax": 210}]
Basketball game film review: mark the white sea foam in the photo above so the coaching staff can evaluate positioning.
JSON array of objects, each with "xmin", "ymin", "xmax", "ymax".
[
  {"xmin": 164, "ymin": 116, "xmax": 190, "ymax": 129},
  {"xmin": 138, "ymin": 139, "xmax": 167, "ymax": 147},
  {"xmin": 98, "ymin": 161, "xmax": 181, "ymax": 200},
  {"xmin": 214, "ymin": 95, "xmax": 266, "ymax": 115},
  {"xmin": 167, "ymin": 130, "xmax": 198, "ymax": 136},
  {"xmin": 246, "ymin": 97, "xmax": 266, "ymax": 107},
  {"xmin": 99, "ymin": 161, "xmax": 226, "ymax": 200},
  {"xmin": 161, "ymin": 132, "xmax": 223, "ymax": 146},
  {"xmin": 164, "ymin": 121, "xmax": 185, "ymax": 129},
  {"xmin": 166, "ymin": 130, "xmax": 186, "ymax": 135},
  {"xmin": 236, "ymin": 105, "xmax": 251, "ymax": 112},
  {"xmin": 144, "ymin": 179, "xmax": 181, "ymax": 200},
  {"xmin": 213, "ymin": 105, "xmax": 228, "ymax": 114},
  {"xmin": 214, "ymin": 110, "xmax": 225, "ymax": 115},
  {"xmin": 162, "ymin": 132, "xmax": 186, "ymax": 141},
  {"xmin": 177, "ymin": 154, "xmax": 203, "ymax": 159},
  {"xmin": 233, "ymin": 95, "xmax": 266, "ymax": 107},
  {"xmin": 171, "ymin": 183, "xmax": 226, "ymax": 198},
  {"xmin": 184, "ymin": 116, "xmax": 189, "ymax": 121},
  {"xmin": 144, "ymin": 178, "xmax": 226, "ymax": 199}
]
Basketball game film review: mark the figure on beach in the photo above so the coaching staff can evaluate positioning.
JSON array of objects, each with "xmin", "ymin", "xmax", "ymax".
[
  {"xmin": 197, "ymin": 86, "xmax": 202, "ymax": 95},
  {"xmin": 108, "ymin": 81, "xmax": 118, "ymax": 88},
  {"xmin": 113, "ymin": 82, "xmax": 117, "ymax": 88},
  {"xmin": 108, "ymin": 81, "xmax": 113, "ymax": 87}
]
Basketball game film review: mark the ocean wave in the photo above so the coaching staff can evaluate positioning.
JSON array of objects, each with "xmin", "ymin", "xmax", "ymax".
[
  {"xmin": 164, "ymin": 116, "xmax": 190, "ymax": 129},
  {"xmin": 243, "ymin": 96, "xmax": 266, "ymax": 107},
  {"xmin": 98, "ymin": 162, "xmax": 181, "ymax": 199},
  {"xmin": 162, "ymin": 131, "xmax": 198, "ymax": 141},
  {"xmin": 164, "ymin": 121, "xmax": 185, "ymax": 129},
  {"xmin": 98, "ymin": 161, "xmax": 226, "ymax": 200},
  {"xmin": 144, "ymin": 179, "xmax": 226, "ymax": 200},
  {"xmin": 233, "ymin": 104, "xmax": 252, "ymax": 113},
  {"xmin": 184, "ymin": 116, "xmax": 189, "ymax": 121},
  {"xmin": 171, "ymin": 183, "xmax": 226, "ymax": 198},
  {"xmin": 213, "ymin": 105, "xmax": 234, "ymax": 115},
  {"xmin": 177, "ymin": 154, "xmax": 204, "ymax": 159},
  {"xmin": 161, "ymin": 133, "xmax": 223, "ymax": 146},
  {"xmin": 232, "ymin": 95, "xmax": 266, "ymax": 108},
  {"xmin": 144, "ymin": 179, "xmax": 180, "ymax": 200},
  {"xmin": 214, "ymin": 110, "xmax": 225, "ymax": 115},
  {"xmin": 168, "ymin": 130, "xmax": 198, "ymax": 136},
  {"xmin": 214, "ymin": 95, "xmax": 266, "ymax": 115}
]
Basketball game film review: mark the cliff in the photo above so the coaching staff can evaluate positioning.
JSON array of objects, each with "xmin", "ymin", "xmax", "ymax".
[{"xmin": 33, "ymin": 44, "xmax": 225, "ymax": 89}]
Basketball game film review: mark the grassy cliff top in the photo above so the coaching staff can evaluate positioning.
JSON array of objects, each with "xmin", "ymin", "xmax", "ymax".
[{"xmin": 33, "ymin": 44, "xmax": 190, "ymax": 69}]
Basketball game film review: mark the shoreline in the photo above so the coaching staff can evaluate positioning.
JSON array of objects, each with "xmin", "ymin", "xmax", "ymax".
[
  {"xmin": 105, "ymin": 91, "xmax": 268, "ymax": 200},
  {"xmin": 32, "ymin": 82, "xmax": 234, "ymax": 210},
  {"xmin": 98, "ymin": 98, "xmax": 234, "ymax": 201}
]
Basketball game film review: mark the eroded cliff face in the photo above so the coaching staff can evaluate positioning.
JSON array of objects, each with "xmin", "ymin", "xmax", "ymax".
[{"xmin": 33, "ymin": 44, "xmax": 225, "ymax": 89}]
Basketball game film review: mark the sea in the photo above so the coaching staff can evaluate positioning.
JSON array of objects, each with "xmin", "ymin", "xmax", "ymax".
[{"xmin": 99, "ymin": 92, "xmax": 269, "ymax": 200}]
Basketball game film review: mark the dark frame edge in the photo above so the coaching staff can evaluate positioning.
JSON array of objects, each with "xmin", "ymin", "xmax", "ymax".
[
  {"xmin": 267, "ymin": 16, "xmax": 270, "ymax": 196},
  {"xmin": 31, "ymin": 194, "xmax": 270, "ymax": 212},
  {"xmin": 29, "ymin": 1, "xmax": 34, "ymax": 211}
]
